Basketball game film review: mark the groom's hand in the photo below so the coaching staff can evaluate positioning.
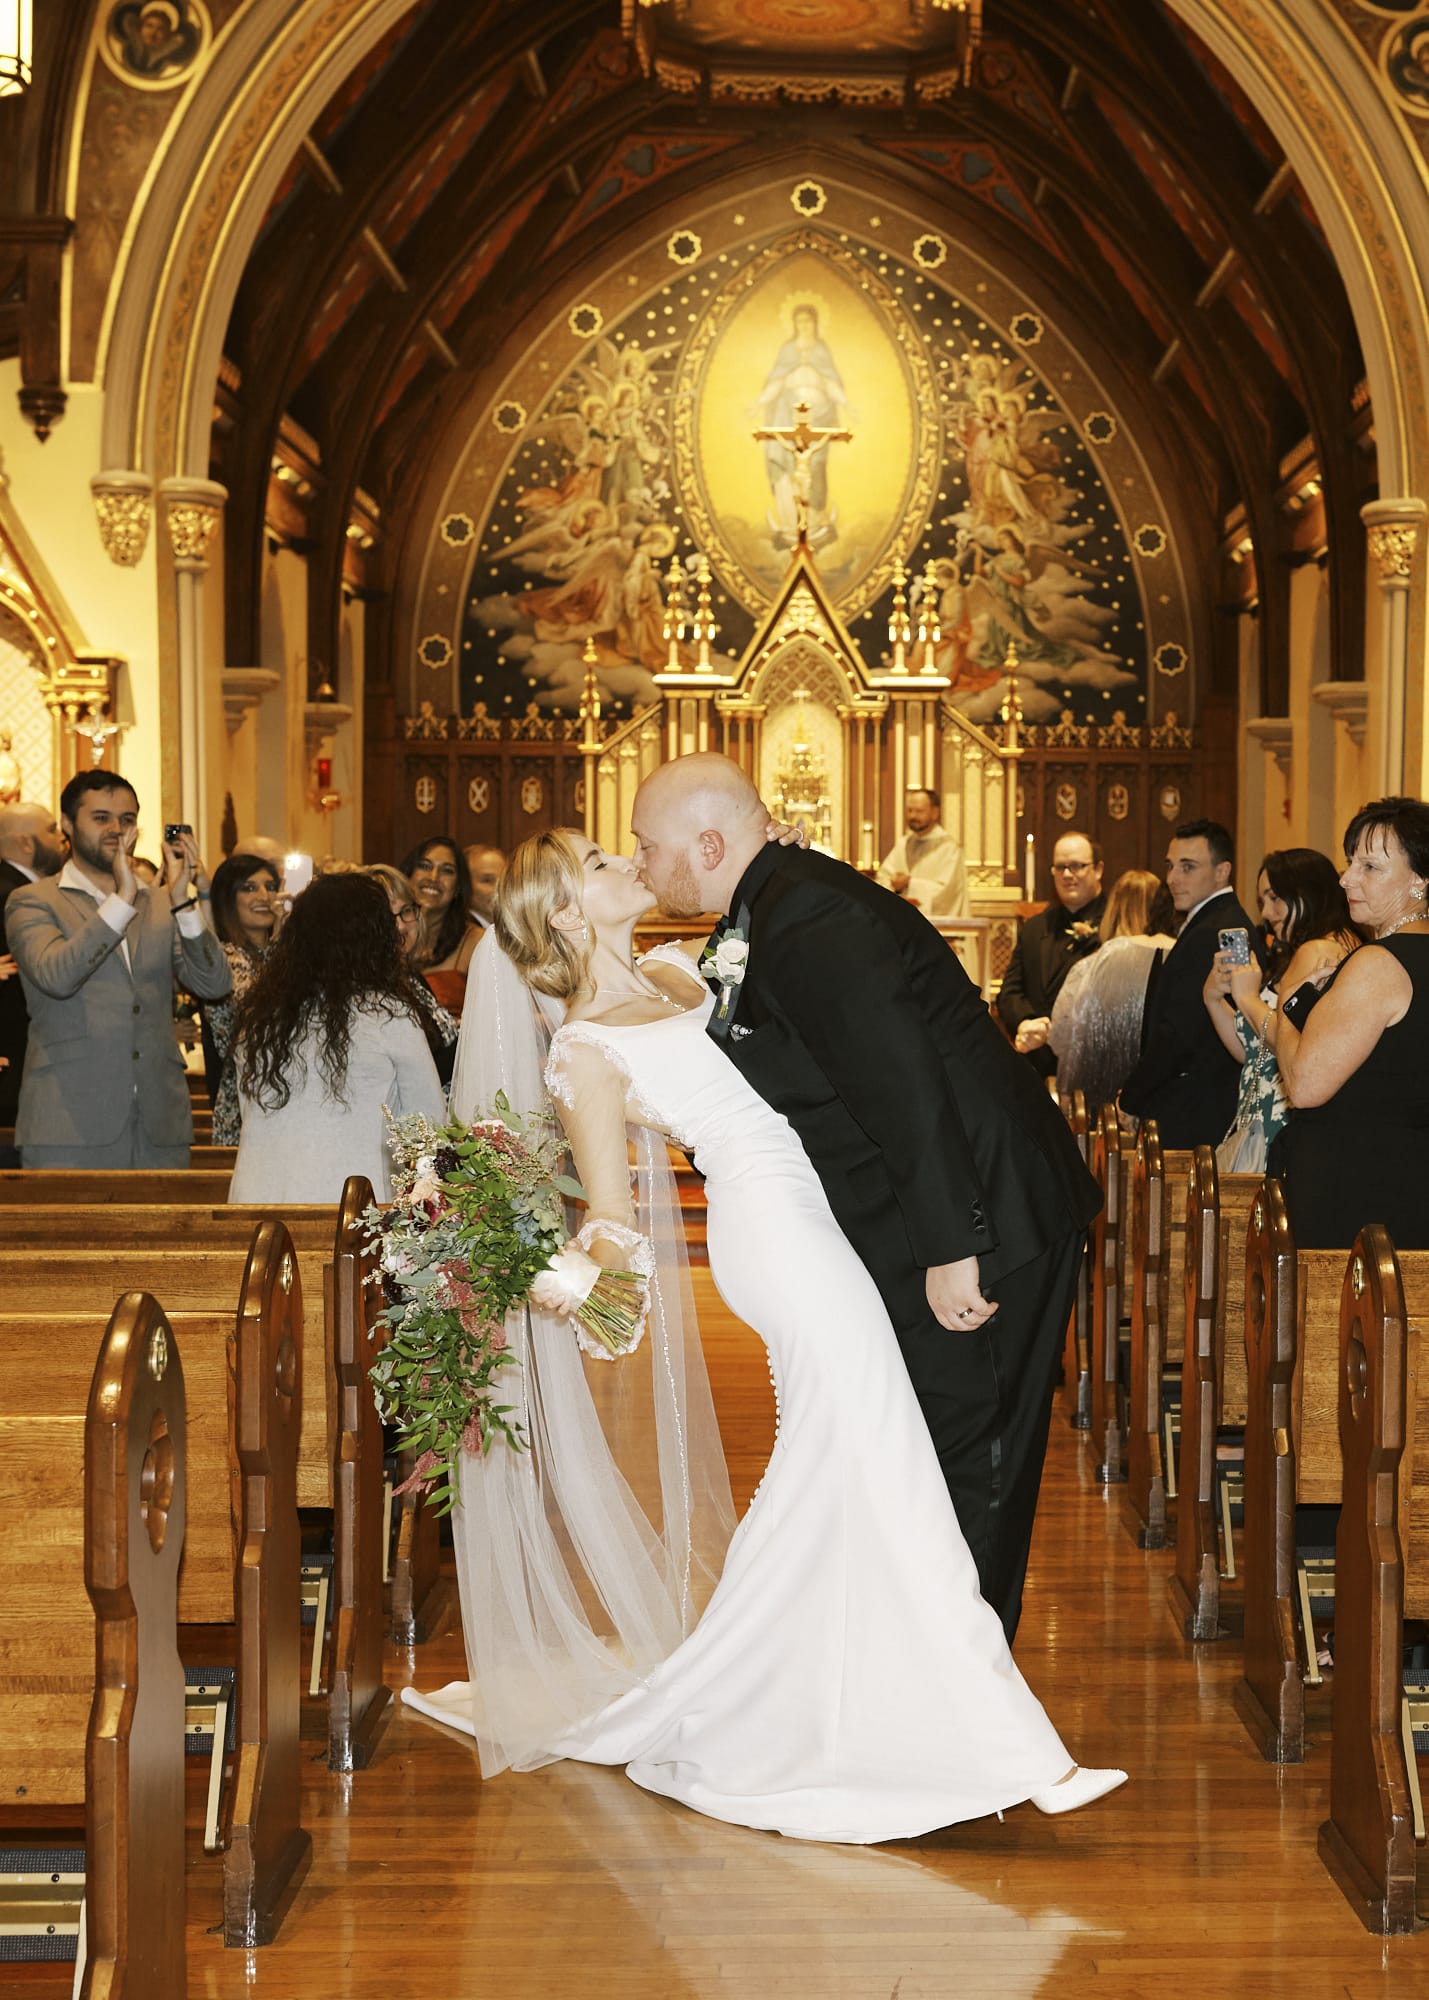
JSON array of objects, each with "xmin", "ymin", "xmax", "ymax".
[{"xmin": 927, "ymin": 1257, "xmax": 997, "ymax": 1331}]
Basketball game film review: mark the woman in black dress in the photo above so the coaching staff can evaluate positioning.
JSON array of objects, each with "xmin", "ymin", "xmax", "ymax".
[{"xmin": 1254, "ymin": 797, "xmax": 1429, "ymax": 1250}]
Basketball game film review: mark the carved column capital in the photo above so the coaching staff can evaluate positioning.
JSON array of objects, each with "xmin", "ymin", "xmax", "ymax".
[
  {"xmin": 1361, "ymin": 498, "xmax": 1426, "ymax": 587},
  {"xmin": 1245, "ymin": 714, "xmax": 1293, "ymax": 780},
  {"xmin": 160, "ymin": 477, "xmax": 228, "ymax": 573},
  {"xmin": 90, "ymin": 471, "xmax": 154, "ymax": 567}
]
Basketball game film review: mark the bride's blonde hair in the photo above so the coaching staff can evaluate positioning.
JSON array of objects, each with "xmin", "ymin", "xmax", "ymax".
[{"xmin": 494, "ymin": 827, "xmax": 592, "ymax": 1000}]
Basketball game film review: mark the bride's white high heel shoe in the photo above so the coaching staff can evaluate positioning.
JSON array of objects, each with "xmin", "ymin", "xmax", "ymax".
[{"xmin": 1029, "ymin": 1766, "xmax": 1128, "ymax": 1815}]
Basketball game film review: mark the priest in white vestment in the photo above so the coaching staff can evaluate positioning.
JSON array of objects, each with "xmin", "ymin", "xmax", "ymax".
[{"xmin": 876, "ymin": 789, "xmax": 970, "ymax": 920}]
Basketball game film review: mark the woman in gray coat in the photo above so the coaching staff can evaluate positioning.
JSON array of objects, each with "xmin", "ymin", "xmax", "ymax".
[{"xmin": 229, "ymin": 871, "xmax": 445, "ymax": 1203}]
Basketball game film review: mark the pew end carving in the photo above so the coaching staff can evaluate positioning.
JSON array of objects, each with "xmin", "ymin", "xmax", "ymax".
[
  {"xmin": 1088, "ymin": 1104, "xmax": 1131, "ymax": 1485},
  {"xmin": 1318, "ymin": 1228, "xmax": 1427, "ymax": 1936},
  {"xmin": 225, "ymin": 1222, "xmax": 312, "ymax": 1948},
  {"xmin": 328, "ymin": 1176, "xmax": 392, "ymax": 1772},
  {"xmin": 1061, "ymin": 1090, "xmax": 1092, "ymax": 1432}
]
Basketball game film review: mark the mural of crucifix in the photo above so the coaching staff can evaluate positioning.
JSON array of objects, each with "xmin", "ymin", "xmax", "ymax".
[{"xmin": 752, "ymin": 398, "xmax": 854, "ymax": 546}]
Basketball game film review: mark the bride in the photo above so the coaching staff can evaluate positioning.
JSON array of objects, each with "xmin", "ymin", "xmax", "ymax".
[{"xmin": 402, "ymin": 827, "xmax": 1126, "ymax": 1842}]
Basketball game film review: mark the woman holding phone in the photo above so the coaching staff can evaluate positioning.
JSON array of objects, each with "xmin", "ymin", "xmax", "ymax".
[
  {"xmin": 1202, "ymin": 848, "xmax": 1359, "ymax": 1173},
  {"xmin": 1253, "ymin": 799, "xmax": 1429, "ymax": 1249}
]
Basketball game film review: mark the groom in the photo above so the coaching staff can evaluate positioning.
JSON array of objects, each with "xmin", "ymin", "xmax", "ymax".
[{"xmin": 632, "ymin": 755, "xmax": 1100, "ymax": 1644}]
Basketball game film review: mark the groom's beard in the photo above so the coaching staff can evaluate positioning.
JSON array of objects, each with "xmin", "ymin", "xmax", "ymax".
[{"xmin": 655, "ymin": 851, "xmax": 706, "ymax": 920}]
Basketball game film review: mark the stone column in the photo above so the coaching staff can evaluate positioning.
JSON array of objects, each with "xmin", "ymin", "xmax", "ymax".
[
  {"xmin": 160, "ymin": 477, "xmax": 227, "ymax": 835},
  {"xmin": 1361, "ymin": 498, "xmax": 1425, "ymax": 795}
]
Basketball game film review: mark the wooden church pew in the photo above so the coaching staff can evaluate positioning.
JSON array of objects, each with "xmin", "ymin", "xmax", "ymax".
[
  {"xmin": 0, "ymin": 1291, "xmax": 187, "ymax": 1997},
  {"xmin": 1060, "ymin": 1090, "xmax": 1093, "ymax": 1430},
  {"xmin": 1123, "ymin": 1122, "xmax": 1192, "ymax": 1547},
  {"xmin": 1235, "ymin": 1185, "xmax": 1429, "ymax": 1765},
  {"xmin": 0, "ymin": 1168, "xmax": 232, "ymax": 1205},
  {"xmin": 1319, "ymin": 1226, "xmax": 1429, "ymax": 1936},
  {"xmin": 0, "ymin": 1224, "xmax": 311, "ymax": 1946},
  {"xmin": 1168, "ymin": 1149, "xmax": 1262, "ymax": 1640},
  {"xmin": 0, "ymin": 1179, "xmax": 394, "ymax": 1769},
  {"xmin": 1088, "ymin": 1104, "xmax": 1134, "ymax": 1483}
]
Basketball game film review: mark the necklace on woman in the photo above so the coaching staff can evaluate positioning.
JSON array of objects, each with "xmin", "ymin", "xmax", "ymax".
[{"xmin": 1376, "ymin": 901, "xmax": 1428, "ymax": 943}]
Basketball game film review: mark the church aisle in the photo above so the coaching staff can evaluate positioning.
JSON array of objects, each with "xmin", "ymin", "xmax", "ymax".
[{"xmin": 179, "ymin": 1282, "xmax": 1427, "ymax": 2000}]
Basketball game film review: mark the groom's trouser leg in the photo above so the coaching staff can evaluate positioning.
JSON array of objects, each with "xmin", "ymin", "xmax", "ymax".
[
  {"xmin": 846, "ymin": 1225, "xmax": 1083, "ymax": 1646},
  {"xmin": 972, "ymin": 1232, "xmax": 1085, "ymax": 1642}
]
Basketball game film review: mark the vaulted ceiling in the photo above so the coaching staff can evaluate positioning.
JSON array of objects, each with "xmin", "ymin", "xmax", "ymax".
[{"xmin": 210, "ymin": 0, "xmax": 1367, "ymax": 704}]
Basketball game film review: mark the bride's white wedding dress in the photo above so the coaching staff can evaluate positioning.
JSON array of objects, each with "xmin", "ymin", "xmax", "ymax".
[{"xmin": 404, "ymin": 947, "xmax": 1074, "ymax": 1844}]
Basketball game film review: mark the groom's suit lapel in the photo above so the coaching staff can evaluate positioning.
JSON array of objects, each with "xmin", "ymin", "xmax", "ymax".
[{"xmin": 704, "ymin": 842, "xmax": 780, "ymax": 1047}]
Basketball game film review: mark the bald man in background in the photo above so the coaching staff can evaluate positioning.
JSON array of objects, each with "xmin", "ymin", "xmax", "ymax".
[{"xmin": 0, "ymin": 802, "xmax": 66, "ymax": 1163}]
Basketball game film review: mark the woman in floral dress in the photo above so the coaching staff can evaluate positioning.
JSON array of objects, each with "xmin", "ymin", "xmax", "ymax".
[{"xmin": 1202, "ymin": 847, "xmax": 1359, "ymax": 1173}]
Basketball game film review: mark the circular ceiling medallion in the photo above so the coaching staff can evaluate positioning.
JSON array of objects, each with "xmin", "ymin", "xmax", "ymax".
[
  {"xmin": 1009, "ymin": 311, "xmax": 1044, "ymax": 346},
  {"xmin": 568, "ymin": 302, "xmax": 604, "ymax": 338},
  {"xmin": 492, "ymin": 400, "xmax": 527, "ymax": 433},
  {"xmin": 912, "ymin": 234, "xmax": 947, "ymax": 270},
  {"xmin": 1155, "ymin": 640, "xmax": 1188, "ymax": 677},
  {"xmin": 418, "ymin": 634, "xmax": 453, "ymax": 670},
  {"xmin": 790, "ymin": 180, "xmax": 828, "ymax": 217},
  {"xmin": 1134, "ymin": 522, "xmax": 1168, "ymax": 558},
  {"xmin": 440, "ymin": 512, "xmax": 474, "ymax": 546},
  {"xmin": 1084, "ymin": 411, "xmax": 1118, "ymax": 446},
  {"xmin": 667, "ymin": 228, "xmax": 703, "ymax": 265}
]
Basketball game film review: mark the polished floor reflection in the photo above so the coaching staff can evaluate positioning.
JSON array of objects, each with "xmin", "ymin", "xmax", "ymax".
[{"xmin": 180, "ymin": 1276, "xmax": 1427, "ymax": 1999}]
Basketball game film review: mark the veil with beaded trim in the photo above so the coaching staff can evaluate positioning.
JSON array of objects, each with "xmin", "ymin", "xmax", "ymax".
[{"xmin": 402, "ymin": 928, "xmax": 735, "ymax": 1774}]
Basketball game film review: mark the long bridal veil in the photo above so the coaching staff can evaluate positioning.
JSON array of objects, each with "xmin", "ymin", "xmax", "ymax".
[{"xmin": 404, "ymin": 929, "xmax": 735, "ymax": 1774}]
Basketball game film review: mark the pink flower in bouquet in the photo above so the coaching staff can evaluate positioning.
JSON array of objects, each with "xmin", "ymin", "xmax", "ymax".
[{"xmin": 393, "ymin": 1448, "xmax": 439, "ymax": 1497}]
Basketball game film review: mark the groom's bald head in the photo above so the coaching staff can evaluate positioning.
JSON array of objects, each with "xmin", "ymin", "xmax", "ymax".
[{"xmin": 632, "ymin": 754, "xmax": 770, "ymax": 918}]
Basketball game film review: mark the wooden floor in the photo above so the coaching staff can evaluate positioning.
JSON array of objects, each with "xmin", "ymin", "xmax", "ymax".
[{"xmin": 40, "ymin": 1272, "xmax": 1429, "ymax": 1997}]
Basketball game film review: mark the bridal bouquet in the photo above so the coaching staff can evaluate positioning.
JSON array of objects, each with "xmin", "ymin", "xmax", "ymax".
[{"xmin": 364, "ymin": 1099, "xmax": 646, "ymax": 1513}]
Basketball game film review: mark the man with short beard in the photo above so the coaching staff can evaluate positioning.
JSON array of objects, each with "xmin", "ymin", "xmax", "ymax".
[
  {"xmin": 0, "ymin": 801, "xmax": 65, "ymax": 1164},
  {"xmin": 4, "ymin": 769, "xmax": 230, "ymax": 1167}
]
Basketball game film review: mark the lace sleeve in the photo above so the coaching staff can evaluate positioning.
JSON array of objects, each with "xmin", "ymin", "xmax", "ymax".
[{"xmin": 545, "ymin": 1031, "xmax": 642, "ymax": 1260}]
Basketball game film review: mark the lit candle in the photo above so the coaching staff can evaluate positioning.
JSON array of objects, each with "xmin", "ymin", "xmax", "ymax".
[{"xmin": 1024, "ymin": 832, "xmax": 1035, "ymax": 900}]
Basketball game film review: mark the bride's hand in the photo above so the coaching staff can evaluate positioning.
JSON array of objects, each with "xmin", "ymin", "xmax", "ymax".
[
  {"xmin": 926, "ymin": 1257, "xmax": 997, "ymax": 1331},
  {"xmin": 764, "ymin": 815, "xmax": 810, "ymax": 849}
]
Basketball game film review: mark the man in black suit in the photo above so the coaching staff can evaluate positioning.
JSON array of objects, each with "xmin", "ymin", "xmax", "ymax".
[
  {"xmin": 996, "ymin": 831, "xmax": 1106, "ymax": 1077},
  {"xmin": 632, "ymin": 755, "xmax": 1101, "ymax": 1644},
  {"xmin": 1119, "ymin": 817, "xmax": 1264, "ymax": 1148},
  {"xmin": 0, "ymin": 802, "xmax": 65, "ymax": 1166}
]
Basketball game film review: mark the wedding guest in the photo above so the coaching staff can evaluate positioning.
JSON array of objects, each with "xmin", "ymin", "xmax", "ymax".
[
  {"xmin": 0, "ymin": 801, "xmax": 65, "ymax": 1165},
  {"xmin": 1046, "ymin": 870, "xmax": 1175, "ymax": 1119},
  {"xmin": 1264, "ymin": 798, "xmax": 1429, "ymax": 1249},
  {"xmin": 229, "ymin": 871, "xmax": 444, "ymax": 1204},
  {"xmin": 1203, "ymin": 847, "xmax": 1358, "ymax": 1174},
  {"xmin": 996, "ymin": 831, "xmax": 1106, "ymax": 1077},
  {"xmin": 1119, "ymin": 818, "xmax": 1263, "ymax": 1148},
  {"xmin": 401, "ymin": 835, "xmax": 479, "ymax": 1010},
  {"xmin": 4, "ymin": 770, "xmax": 229, "ymax": 1168},
  {"xmin": 366, "ymin": 862, "xmax": 459, "ymax": 1086},
  {"xmin": 876, "ymin": 789, "xmax": 969, "ymax": 920},
  {"xmin": 464, "ymin": 844, "xmax": 507, "ymax": 927},
  {"xmin": 202, "ymin": 850, "xmax": 283, "ymax": 1145}
]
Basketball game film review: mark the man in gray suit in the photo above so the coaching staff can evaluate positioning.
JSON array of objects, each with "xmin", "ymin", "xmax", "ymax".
[{"xmin": 4, "ymin": 769, "xmax": 231, "ymax": 1167}]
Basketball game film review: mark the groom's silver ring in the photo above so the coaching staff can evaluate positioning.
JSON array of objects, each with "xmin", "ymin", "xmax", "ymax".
[{"xmin": 957, "ymin": 1308, "xmax": 973, "ymax": 1319}]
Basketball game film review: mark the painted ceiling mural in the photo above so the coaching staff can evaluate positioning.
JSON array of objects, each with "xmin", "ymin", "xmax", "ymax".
[{"xmin": 417, "ymin": 195, "xmax": 1194, "ymax": 734}]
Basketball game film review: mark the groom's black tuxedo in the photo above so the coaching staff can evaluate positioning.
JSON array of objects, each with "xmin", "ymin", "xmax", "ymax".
[{"xmin": 704, "ymin": 843, "xmax": 1100, "ymax": 1640}]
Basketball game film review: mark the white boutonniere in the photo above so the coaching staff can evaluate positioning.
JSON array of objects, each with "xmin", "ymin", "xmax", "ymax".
[
  {"xmin": 1068, "ymin": 920, "xmax": 1099, "ymax": 945},
  {"xmin": 700, "ymin": 926, "xmax": 749, "ymax": 1020}
]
